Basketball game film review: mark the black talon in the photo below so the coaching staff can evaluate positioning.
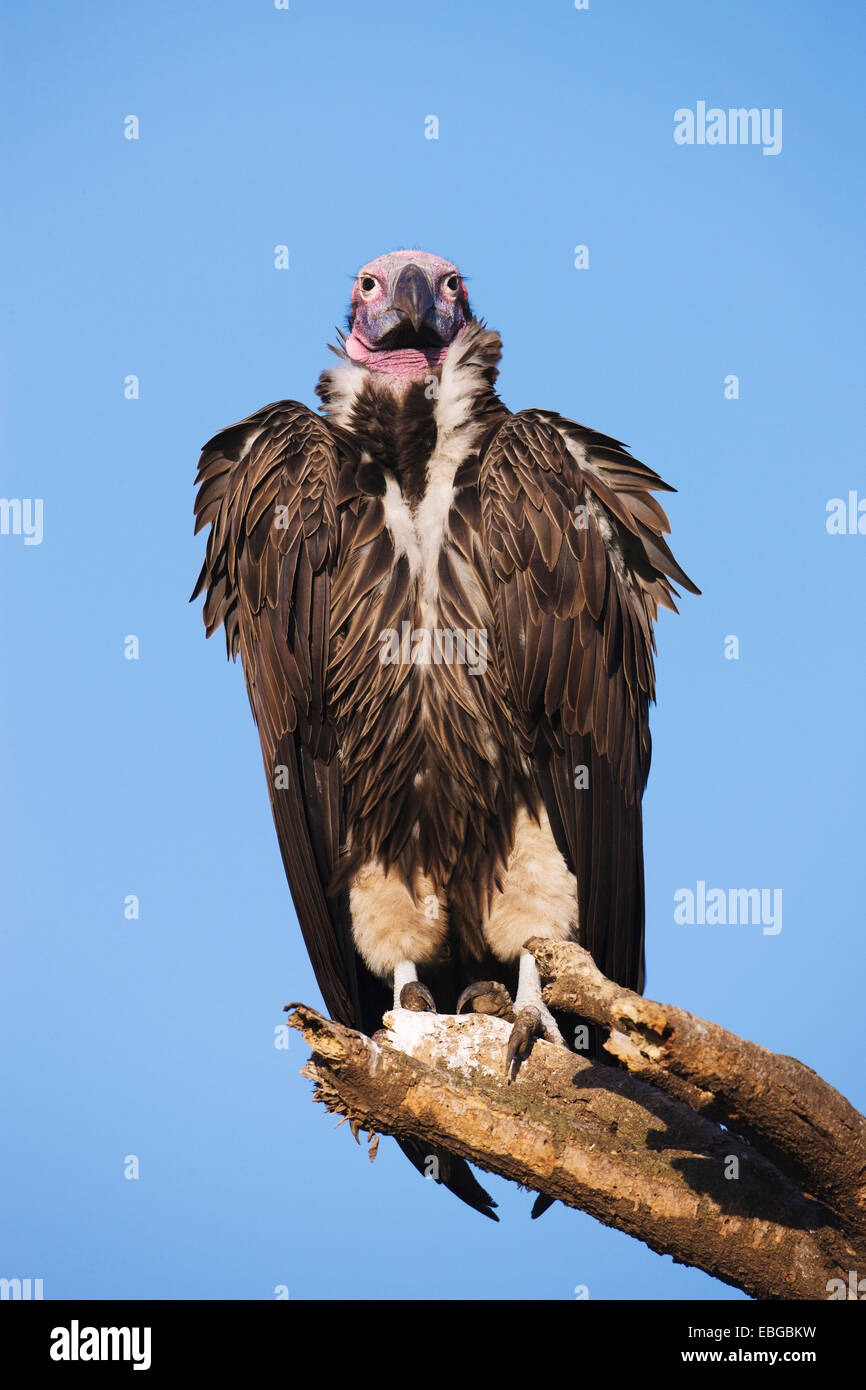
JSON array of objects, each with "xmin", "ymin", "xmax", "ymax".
[
  {"xmin": 399, "ymin": 981, "xmax": 437, "ymax": 1012},
  {"xmin": 505, "ymin": 1005, "xmax": 543, "ymax": 1078},
  {"xmin": 456, "ymin": 980, "xmax": 515, "ymax": 1020}
]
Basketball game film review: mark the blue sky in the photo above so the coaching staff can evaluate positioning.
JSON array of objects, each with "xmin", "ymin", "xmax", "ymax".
[{"xmin": 2, "ymin": 0, "xmax": 864, "ymax": 1300}]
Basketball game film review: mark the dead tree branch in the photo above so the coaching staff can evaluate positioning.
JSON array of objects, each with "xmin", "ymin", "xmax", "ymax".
[
  {"xmin": 530, "ymin": 940, "xmax": 866, "ymax": 1238},
  {"xmin": 285, "ymin": 943, "xmax": 866, "ymax": 1300}
]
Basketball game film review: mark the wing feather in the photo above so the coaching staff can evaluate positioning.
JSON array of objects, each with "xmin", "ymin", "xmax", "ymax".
[
  {"xmin": 192, "ymin": 400, "xmax": 370, "ymax": 1027},
  {"xmin": 480, "ymin": 409, "xmax": 698, "ymax": 991}
]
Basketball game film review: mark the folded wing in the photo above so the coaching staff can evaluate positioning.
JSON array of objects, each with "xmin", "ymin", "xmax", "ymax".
[
  {"xmin": 192, "ymin": 401, "xmax": 361, "ymax": 1026},
  {"xmin": 479, "ymin": 409, "xmax": 699, "ymax": 992}
]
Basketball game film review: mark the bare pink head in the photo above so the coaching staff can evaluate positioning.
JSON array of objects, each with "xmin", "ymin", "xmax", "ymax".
[{"xmin": 344, "ymin": 249, "xmax": 471, "ymax": 379}]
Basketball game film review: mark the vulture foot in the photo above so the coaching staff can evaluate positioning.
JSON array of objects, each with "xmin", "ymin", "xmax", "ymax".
[
  {"xmin": 504, "ymin": 947, "xmax": 568, "ymax": 1079},
  {"xmin": 399, "ymin": 981, "xmax": 437, "ymax": 1012},
  {"xmin": 455, "ymin": 980, "xmax": 515, "ymax": 1020},
  {"xmin": 505, "ymin": 1003, "xmax": 566, "ymax": 1078}
]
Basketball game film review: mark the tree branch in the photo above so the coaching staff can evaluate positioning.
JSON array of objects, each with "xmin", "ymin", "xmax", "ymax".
[
  {"xmin": 529, "ymin": 939, "xmax": 866, "ymax": 1239},
  {"xmin": 286, "ymin": 974, "xmax": 866, "ymax": 1300}
]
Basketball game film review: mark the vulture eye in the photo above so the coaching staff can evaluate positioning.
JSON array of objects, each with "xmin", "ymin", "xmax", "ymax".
[
  {"xmin": 443, "ymin": 274, "xmax": 461, "ymax": 297},
  {"xmin": 359, "ymin": 275, "xmax": 378, "ymax": 296}
]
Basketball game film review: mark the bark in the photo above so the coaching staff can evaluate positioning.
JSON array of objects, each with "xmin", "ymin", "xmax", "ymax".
[
  {"xmin": 529, "ymin": 939, "xmax": 866, "ymax": 1238},
  {"xmin": 285, "ymin": 943, "xmax": 866, "ymax": 1301}
]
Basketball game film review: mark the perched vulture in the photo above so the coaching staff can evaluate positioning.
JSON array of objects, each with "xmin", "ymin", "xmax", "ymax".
[{"xmin": 192, "ymin": 249, "xmax": 698, "ymax": 1219}]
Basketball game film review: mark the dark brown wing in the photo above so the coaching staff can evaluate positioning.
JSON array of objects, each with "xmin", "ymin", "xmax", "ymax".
[
  {"xmin": 480, "ymin": 409, "xmax": 699, "ymax": 992},
  {"xmin": 192, "ymin": 400, "xmax": 363, "ymax": 1027},
  {"xmin": 193, "ymin": 399, "xmax": 498, "ymax": 1219}
]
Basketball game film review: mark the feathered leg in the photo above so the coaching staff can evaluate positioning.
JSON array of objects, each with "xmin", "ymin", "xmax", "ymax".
[
  {"xmin": 505, "ymin": 948, "xmax": 565, "ymax": 1076},
  {"xmin": 393, "ymin": 959, "xmax": 436, "ymax": 1012},
  {"xmin": 349, "ymin": 860, "xmax": 445, "ymax": 1017},
  {"xmin": 465, "ymin": 807, "xmax": 574, "ymax": 1074}
]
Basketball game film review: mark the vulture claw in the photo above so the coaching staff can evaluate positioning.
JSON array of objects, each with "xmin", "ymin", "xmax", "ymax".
[
  {"xmin": 506, "ymin": 1005, "xmax": 543, "ymax": 1077},
  {"xmin": 399, "ymin": 981, "xmax": 437, "ymax": 1012},
  {"xmin": 505, "ymin": 1002, "xmax": 567, "ymax": 1081},
  {"xmin": 456, "ymin": 980, "xmax": 515, "ymax": 1020}
]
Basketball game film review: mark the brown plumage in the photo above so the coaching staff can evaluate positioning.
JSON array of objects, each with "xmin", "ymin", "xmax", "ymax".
[{"xmin": 193, "ymin": 257, "xmax": 698, "ymax": 1218}]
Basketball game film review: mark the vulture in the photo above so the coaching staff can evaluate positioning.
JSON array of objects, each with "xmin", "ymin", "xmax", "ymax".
[{"xmin": 192, "ymin": 248, "xmax": 698, "ymax": 1219}]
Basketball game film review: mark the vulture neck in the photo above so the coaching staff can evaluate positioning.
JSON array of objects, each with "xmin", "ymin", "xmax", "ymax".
[
  {"xmin": 318, "ymin": 321, "xmax": 503, "ymax": 418},
  {"xmin": 316, "ymin": 322, "xmax": 505, "ymax": 505}
]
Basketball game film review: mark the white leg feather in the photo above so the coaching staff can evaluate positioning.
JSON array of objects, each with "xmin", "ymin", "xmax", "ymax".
[{"xmin": 393, "ymin": 959, "xmax": 419, "ymax": 1008}]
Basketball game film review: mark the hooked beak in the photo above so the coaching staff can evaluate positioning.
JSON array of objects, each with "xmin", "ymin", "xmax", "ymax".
[{"xmin": 391, "ymin": 263, "xmax": 436, "ymax": 333}]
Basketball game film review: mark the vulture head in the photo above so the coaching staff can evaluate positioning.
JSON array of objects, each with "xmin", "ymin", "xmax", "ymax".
[{"xmin": 344, "ymin": 249, "xmax": 471, "ymax": 377}]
